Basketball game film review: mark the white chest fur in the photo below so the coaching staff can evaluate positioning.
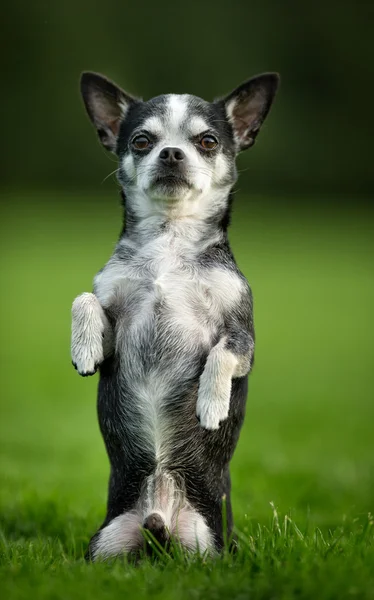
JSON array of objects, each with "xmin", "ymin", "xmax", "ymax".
[{"xmin": 95, "ymin": 234, "xmax": 242, "ymax": 350}]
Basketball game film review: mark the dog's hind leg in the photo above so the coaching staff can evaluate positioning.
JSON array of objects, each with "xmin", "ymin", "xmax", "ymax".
[
  {"xmin": 71, "ymin": 292, "xmax": 113, "ymax": 376},
  {"xmin": 86, "ymin": 510, "xmax": 144, "ymax": 561},
  {"xmin": 172, "ymin": 505, "xmax": 215, "ymax": 553}
]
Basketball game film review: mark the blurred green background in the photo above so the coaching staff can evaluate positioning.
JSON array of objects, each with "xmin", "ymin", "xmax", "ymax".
[{"xmin": 1, "ymin": 0, "xmax": 374, "ymax": 569}]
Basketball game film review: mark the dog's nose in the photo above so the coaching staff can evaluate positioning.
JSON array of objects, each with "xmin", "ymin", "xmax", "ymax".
[{"xmin": 159, "ymin": 147, "xmax": 185, "ymax": 164}]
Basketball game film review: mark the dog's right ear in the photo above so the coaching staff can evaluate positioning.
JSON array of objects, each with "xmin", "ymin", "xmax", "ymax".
[{"xmin": 80, "ymin": 72, "xmax": 139, "ymax": 153}]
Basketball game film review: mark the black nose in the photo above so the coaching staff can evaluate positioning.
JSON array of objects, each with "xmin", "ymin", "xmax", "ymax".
[{"xmin": 159, "ymin": 147, "xmax": 185, "ymax": 164}]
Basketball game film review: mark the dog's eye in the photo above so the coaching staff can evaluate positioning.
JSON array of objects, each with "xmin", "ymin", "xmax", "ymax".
[
  {"xmin": 200, "ymin": 135, "xmax": 218, "ymax": 150},
  {"xmin": 132, "ymin": 135, "xmax": 151, "ymax": 150}
]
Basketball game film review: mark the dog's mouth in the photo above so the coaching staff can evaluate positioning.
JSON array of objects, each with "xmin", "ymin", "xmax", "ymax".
[{"xmin": 152, "ymin": 174, "xmax": 192, "ymax": 192}]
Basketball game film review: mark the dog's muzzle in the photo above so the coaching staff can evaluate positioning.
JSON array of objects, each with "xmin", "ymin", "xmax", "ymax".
[{"xmin": 152, "ymin": 146, "xmax": 191, "ymax": 192}]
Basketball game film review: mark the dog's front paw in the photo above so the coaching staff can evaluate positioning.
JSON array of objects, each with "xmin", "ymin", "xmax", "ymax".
[
  {"xmin": 71, "ymin": 351, "xmax": 102, "ymax": 377},
  {"xmin": 196, "ymin": 380, "xmax": 231, "ymax": 431},
  {"xmin": 71, "ymin": 335, "xmax": 104, "ymax": 376},
  {"xmin": 71, "ymin": 293, "xmax": 105, "ymax": 377}
]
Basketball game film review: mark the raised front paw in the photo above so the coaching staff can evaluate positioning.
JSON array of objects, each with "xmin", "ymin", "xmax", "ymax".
[
  {"xmin": 71, "ymin": 293, "xmax": 105, "ymax": 377},
  {"xmin": 71, "ymin": 347, "xmax": 103, "ymax": 376},
  {"xmin": 196, "ymin": 379, "xmax": 232, "ymax": 430}
]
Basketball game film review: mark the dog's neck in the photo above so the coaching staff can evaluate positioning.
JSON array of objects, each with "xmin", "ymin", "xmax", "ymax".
[{"xmin": 120, "ymin": 187, "xmax": 234, "ymax": 250}]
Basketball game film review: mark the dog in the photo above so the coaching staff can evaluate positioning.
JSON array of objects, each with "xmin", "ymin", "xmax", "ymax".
[{"xmin": 71, "ymin": 71, "xmax": 279, "ymax": 560}]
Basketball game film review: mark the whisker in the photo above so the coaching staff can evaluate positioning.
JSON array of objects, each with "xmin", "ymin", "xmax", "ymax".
[
  {"xmin": 101, "ymin": 168, "xmax": 120, "ymax": 184},
  {"xmin": 99, "ymin": 144, "xmax": 119, "ymax": 163}
]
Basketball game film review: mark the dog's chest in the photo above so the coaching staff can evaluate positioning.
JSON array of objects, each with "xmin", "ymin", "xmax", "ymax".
[{"xmin": 95, "ymin": 235, "xmax": 242, "ymax": 369}]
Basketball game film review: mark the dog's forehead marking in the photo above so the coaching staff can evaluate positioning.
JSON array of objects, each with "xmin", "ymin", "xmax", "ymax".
[
  {"xmin": 142, "ymin": 96, "xmax": 210, "ymax": 139},
  {"xmin": 141, "ymin": 95, "xmax": 189, "ymax": 137},
  {"xmin": 166, "ymin": 94, "xmax": 189, "ymax": 131}
]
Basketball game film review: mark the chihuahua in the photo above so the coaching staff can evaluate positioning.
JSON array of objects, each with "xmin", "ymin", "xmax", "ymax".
[{"xmin": 71, "ymin": 71, "xmax": 279, "ymax": 559}]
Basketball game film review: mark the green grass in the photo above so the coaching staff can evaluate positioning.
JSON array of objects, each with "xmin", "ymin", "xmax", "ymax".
[{"xmin": 1, "ymin": 192, "xmax": 374, "ymax": 599}]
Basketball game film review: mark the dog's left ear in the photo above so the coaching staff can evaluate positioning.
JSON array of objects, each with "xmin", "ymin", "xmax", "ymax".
[
  {"xmin": 221, "ymin": 73, "xmax": 280, "ymax": 151},
  {"xmin": 80, "ymin": 72, "xmax": 140, "ymax": 153}
]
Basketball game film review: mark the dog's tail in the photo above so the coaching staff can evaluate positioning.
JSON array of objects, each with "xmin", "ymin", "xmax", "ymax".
[
  {"xmin": 143, "ymin": 512, "xmax": 169, "ymax": 547},
  {"xmin": 140, "ymin": 470, "xmax": 214, "ymax": 554},
  {"xmin": 140, "ymin": 470, "xmax": 182, "ymax": 550}
]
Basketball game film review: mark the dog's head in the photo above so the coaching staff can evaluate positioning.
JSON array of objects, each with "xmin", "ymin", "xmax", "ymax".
[{"xmin": 81, "ymin": 72, "xmax": 279, "ymax": 219}]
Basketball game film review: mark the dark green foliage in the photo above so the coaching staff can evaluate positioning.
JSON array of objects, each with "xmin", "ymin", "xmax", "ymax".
[{"xmin": 2, "ymin": 1, "xmax": 374, "ymax": 196}]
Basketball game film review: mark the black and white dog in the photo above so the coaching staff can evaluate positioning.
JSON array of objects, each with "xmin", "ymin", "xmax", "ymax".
[{"xmin": 71, "ymin": 71, "xmax": 279, "ymax": 559}]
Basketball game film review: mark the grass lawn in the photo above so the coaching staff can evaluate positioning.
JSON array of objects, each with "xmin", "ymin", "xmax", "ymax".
[{"xmin": 1, "ymin": 192, "xmax": 373, "ymax": 599}]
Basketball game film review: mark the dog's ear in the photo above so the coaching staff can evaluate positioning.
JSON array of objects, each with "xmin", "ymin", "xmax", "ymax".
[
  {"xmin": 221, "ymin": 73, "xmax": 279, "ymax": 151},
  {"xmin": 80, "ymin": 72, "xmax": 139, "ymax": 153}
]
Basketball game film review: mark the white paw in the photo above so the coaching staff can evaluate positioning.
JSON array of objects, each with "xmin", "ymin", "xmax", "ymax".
[
  {"xmin": 71, "ymin": 293, "xmax": 105, "ymax": 377},
  {"xmin": 196, "ymin": 379, "xmax": 232, "ymax": 430},
  {"xmin": 71, "ymin": 340, "xmax": 103, "ymax": 376},
  {"xmin": 196, "ymin": 340, "xmax": 237, "ymax": 430}
]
